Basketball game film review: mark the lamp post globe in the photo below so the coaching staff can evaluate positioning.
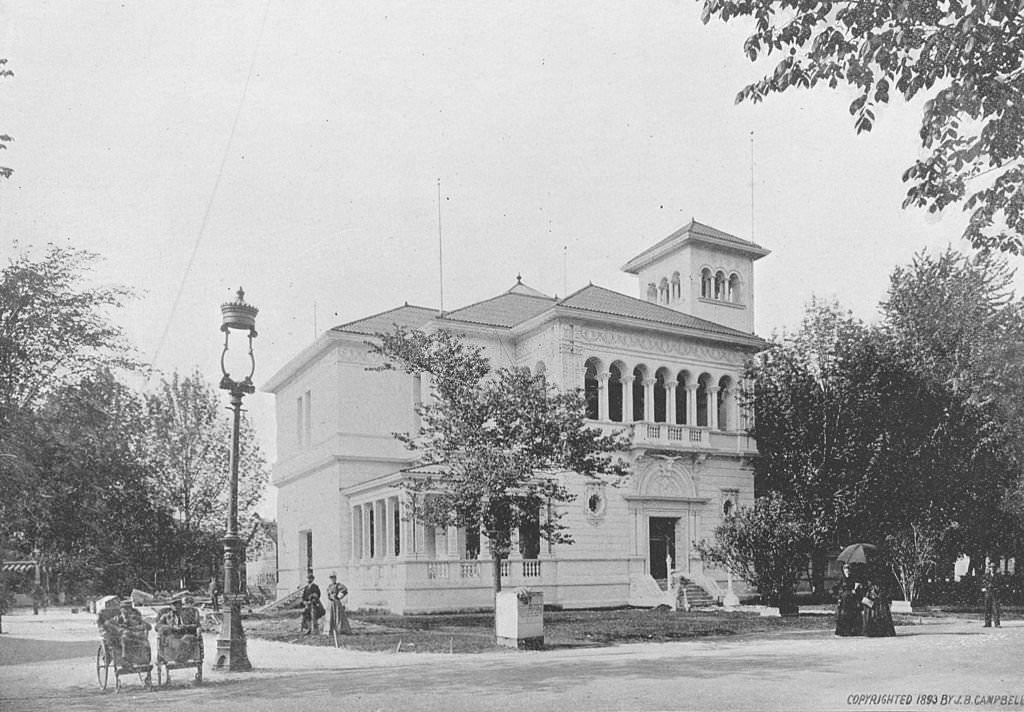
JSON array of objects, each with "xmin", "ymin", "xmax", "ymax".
[{"xmin": 214, "ymin": 287, "xmax": 257, "ymax": 672}]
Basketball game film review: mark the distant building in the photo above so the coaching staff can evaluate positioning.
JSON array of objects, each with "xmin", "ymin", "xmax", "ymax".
[
  {"xmin": 264, "ymin": 220, "xmax": 769, "ymax": 612},
  {"xmin": 244, "ymin": 517, "xmax": 278, "ymax": 601}
]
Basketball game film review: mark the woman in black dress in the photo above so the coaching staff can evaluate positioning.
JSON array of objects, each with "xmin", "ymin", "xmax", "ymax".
[
  {"xmin": 833, "ymin": 563, "xmax": 866, "ymax": 636},
  {"xmin": 862, "ymin": 571, "xmax": 896, "ymax": 637}
]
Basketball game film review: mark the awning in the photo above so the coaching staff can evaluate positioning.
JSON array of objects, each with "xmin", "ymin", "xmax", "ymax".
[{"xmin": 1, "ymin": 561, "xmax": 39, "ymax": 573}]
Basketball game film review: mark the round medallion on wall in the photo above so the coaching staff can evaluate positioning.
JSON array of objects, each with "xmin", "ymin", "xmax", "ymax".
[{"xmin": 585, "ymin": 482, "xmax": 607, "ymax": 523}]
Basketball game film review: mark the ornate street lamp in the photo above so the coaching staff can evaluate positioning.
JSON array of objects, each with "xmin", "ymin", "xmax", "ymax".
[{"xmin": 214, "ymin": 287, "xmax": 257, "ymax": 672}]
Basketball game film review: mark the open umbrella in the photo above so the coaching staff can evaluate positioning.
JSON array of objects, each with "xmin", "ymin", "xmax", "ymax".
[{"xmin": 836, "ymin": 542, "xmax": 878, "ymax": 564}]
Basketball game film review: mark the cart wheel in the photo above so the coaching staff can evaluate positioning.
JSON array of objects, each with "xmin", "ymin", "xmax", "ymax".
[{"xmin": 96, "ymin": 644, "xmax": 110, "ymax": 691}]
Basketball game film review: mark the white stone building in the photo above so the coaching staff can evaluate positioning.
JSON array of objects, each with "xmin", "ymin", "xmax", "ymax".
[{"xmin": 264, "ymin": 220, "xmax": 768, "ymax": 612}]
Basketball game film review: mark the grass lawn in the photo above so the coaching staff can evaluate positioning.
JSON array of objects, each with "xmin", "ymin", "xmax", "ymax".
[{"xmin": 243, "ymin": 606, "xmax": 845, "ymax": 654}]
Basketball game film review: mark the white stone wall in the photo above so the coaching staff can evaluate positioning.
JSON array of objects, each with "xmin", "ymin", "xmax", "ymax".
[{"xmin": 276, "ymin": 460, "xmax": 343, "ymax": 595}]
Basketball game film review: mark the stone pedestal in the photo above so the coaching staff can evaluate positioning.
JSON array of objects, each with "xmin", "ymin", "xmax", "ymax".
[{"xmin": 495, "ymin": 590, "xmax": 544, "ymax": 649}]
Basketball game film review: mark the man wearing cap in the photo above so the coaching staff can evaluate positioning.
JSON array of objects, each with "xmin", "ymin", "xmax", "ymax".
[
  {"xmin": 103, "ymin": 599, "xmax": 151, "ymax": 665},
  {"xmin": 326, "ymin": 573, "xmax": 352, "ymax": 636},
  {"xmin": 300, "ymin": 572, "xmax": 323, "ymax": 634},
  {"xmin": 157, "ymin": 595, "xmax": 200, "ymax": 663}
]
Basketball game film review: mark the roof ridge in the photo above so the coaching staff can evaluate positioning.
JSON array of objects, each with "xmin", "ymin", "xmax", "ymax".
[
  {"xmin": 561, "ymin": 283, "xmax": 758, "ymax": 339},
  {"xmin": 332, "ymin": 303, "xmax": 438, "ymax": 331},
  {"xmin": 443, "ymin": 290, "xmax": 556, "ymax": 316}
]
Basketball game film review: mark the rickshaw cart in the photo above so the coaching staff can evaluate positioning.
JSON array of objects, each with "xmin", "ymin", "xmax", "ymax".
[
  {"xmin": 155, "ymin": 623, "xmax": 204, "ymax": 686},
  {"xmin": 96, "ymin": 635, "xmax": 153, "ymax": 692}
]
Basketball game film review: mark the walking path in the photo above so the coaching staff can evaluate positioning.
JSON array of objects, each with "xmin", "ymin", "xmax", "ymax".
[{"xmin": 1, "ymin": 607, "xmax": 1020, "ymax": 712}]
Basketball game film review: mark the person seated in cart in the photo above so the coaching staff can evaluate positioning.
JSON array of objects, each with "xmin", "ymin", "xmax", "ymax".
[
  {"xmin": 156, "ymin": 594, "xmax": 201, "ymax": 664},
  {"xmin": 103, "ymin": 599, "xmax": 152, "ymax": 665}
]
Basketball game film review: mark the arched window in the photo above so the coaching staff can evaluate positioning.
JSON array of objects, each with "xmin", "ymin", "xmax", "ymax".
[
  {"xmin": 696, "ymin": 374, "xmax": 710, "ymax": 426},
  {"xmin": 659, "ymin": 278, "xmax": 670, "ymax": 304},
  {"xmin": 675, "ymin": 370, "xmax": 691, "ymax": 424},
  {"xmin": 727, "ymin": 273, "xmax": 741, "ymax": 303},
  {"xmin": 632, "ymin": 365, "xmax": 646, "ymax": 422},
  {"xmin": 714, "ymin": 271, "xmax": 726, "ymax": 300},
  {"xmin": 584, "ymin": 358, "xmax": 600, "ymax": 420},
  {"xmin": 700, "ymin": 268, "xmax": 713, "ymax": 299},
  {"xmin": 646, "ymin": 283, "xmax": 658, "ymax": 302},
  {"xmin": 717, "ymin": 376, "xmax": 733, "ymax": 430},
  {"xmin": 608, "ymin": 363, "xmax": 624, "ymax": 422},
  {"xmin": 654, "ymin": 370, "xmax": 667, "ymax": 423},
  {"xmin": 671, "ymin": 272, "xmax": 681, "ymax": 302}
]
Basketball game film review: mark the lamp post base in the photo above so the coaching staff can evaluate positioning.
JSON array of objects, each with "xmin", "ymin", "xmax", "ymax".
[{"xmin": 214, "ymin": 599, "xmax": 252, "ymax": 672}]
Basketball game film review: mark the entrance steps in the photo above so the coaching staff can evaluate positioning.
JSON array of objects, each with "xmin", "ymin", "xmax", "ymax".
[
  {"xmin": 255, "ymin": 587, "xmax": 303, "ymax": 615},
  {"xmin": 629, "ymin": 573, "xmax": 719, "ymax": 609},
  {"xmin": 629, "ymin": 573, "xmax": 674, "ymax": 608},
  {"xmin": 674, "ymin": 577, "xmax": 717, "ymax": 609}
]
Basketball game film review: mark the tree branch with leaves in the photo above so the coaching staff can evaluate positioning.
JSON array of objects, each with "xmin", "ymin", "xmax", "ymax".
[
  {"xmin": 371, "ymin": 327, "xmax": 630, "ymax": 600},
  {"xmin": 701, "ymin": 0, "xmax": 1024, "ymax": 252}
]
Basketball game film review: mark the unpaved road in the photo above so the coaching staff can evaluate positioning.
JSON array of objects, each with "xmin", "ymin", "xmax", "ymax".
[{"xmin": 1, "ymin": 608, "xmax": 1020, "ymax": 712}]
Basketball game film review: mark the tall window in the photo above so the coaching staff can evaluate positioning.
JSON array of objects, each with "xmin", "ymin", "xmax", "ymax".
[
  {"xmin": 675, "ymin": 379, "xmax": 687, "ymax": 424},
  {"xmin": 608, "ymin": 364, "xmax": 623, "ymax": 422},
  {"xmin": 584, "ymin": 358, "xmax": 600, "ymax": 420},
  {"xmin": 303, "ymin": 390, "xmax": 311, "ymax": 445},
  {"xmin": 394, "ymin": 503, "xmax": 402, "ymax": 556},
  {"xmin": 368, "ymin": 508, "xmax": 375, "ymax": 558},
  {"xmin": 700, "ymin": 268, "xmax": 713, "ymax": 298},
  {"xmin": 671, "ymin": 272, "xmax": 681, "ymax": 302},
  {"xmin": 297, "ymin": 390, "xmax": 312, "ymax": 446},
  {"xmin": 300, "ymin": 530, "xmax": 313, "ymax": 575},
  {"xmin": 519, "ymin": 513, "xmax": 541, "ymax": 559},
  {"xmin": 696, "ymin": 377, "xmax": 709, "ymax": 426},
  {"xmin": 632, "ymin": 366, "xmax": 646, "ymax": 421},
  {"xmin": 653, "ymin": 372, "xmax": 667, "ymax": 423},
  {"xmin": 728, "ymin": 273, "xmax": 742, "ymax": 303}
]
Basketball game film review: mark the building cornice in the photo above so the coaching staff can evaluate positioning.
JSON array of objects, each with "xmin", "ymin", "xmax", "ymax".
[{"xmin": 509, "ymin": 306, "xmax": 766, "ymax": 352}]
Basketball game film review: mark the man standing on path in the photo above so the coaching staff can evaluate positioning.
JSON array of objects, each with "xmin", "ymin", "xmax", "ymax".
[
  {"xmin": 300, "ymin": 572, "xmax": 322, "ymax": 635},
  {"xmin": 982, "ymin": 561, "xmax": 1002, "ymax": 628}
]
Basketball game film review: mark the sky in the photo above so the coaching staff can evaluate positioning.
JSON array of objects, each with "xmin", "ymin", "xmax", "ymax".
[{"xmin": 2, "ymin": 1, "xmax": 1011, "ymax": 516}]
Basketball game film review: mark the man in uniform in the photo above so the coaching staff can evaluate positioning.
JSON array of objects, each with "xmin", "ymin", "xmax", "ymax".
[
  {"xmin": 300, "ymin": 572, "xmax": 322, "ymax": 634},
  {"xmin": 982, "ymin": 561, "xmax": 1002, "ymax": 628}
]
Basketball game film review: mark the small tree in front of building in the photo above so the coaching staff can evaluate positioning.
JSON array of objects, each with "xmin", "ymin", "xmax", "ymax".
[
  {"xmin": 697, "ymin": 492, "xmax": 814, "ymax": 614},
  {"xmin": 885, "ymin": 521, "xmax": 945, "ymax": 606},
  {"xmin": 372, "ymin": 327, "xmax": 630, "ymax": 601}
]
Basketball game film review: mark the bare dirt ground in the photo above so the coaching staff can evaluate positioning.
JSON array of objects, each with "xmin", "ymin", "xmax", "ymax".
[{"xmin": 1, "ymin": 606, "xmax": 1021, "ymax": 712}]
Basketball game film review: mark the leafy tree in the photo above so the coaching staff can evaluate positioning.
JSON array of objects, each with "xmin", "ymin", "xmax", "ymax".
[
  {"xmin": 700, "ymin": 0, "xmax": 1024, "ymax": 252},
  {"xmin": 144, "ymin": 370, "xmax": 269, "ymax": 583},
  {"xmin": 0, "ymin": 245, "xmax": 135, "ymax": 423},
  {"xmin": 749, "ymin": 250, "xmax": 1024, "ymax": 583},
  {"xmin": 1, "ymin": 57, "xmax": 11, "ymax": 179},
  {"xmin": 746, "ymin": 300, "xmax": 886, "ymax": 550},
  {"xmin": 879, "ymin": 248, "xmax": 1024, "ymax": 566},
  {"xmin": 3, "ymin": 371, "xmax": 182, "ymax": 597},
  {"xmin": 0, "ymin": 245, "xmax": 135, "ymax": 599},
  {"xmin": 372, "ymin": 327, "xmax": 630, "ymax": 597},
  {"xmin": 697, "ymin": 492, "xmax": 814, "ymax": 613},
  {"xmin": 885, "ymin": 521, "xmax": 943, "ymax": 605}
]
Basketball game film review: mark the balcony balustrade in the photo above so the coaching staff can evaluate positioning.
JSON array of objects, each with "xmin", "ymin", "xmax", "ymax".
[{"xmin": 591, "ymin": 421, "xmax": 755, "ymax": 454}]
